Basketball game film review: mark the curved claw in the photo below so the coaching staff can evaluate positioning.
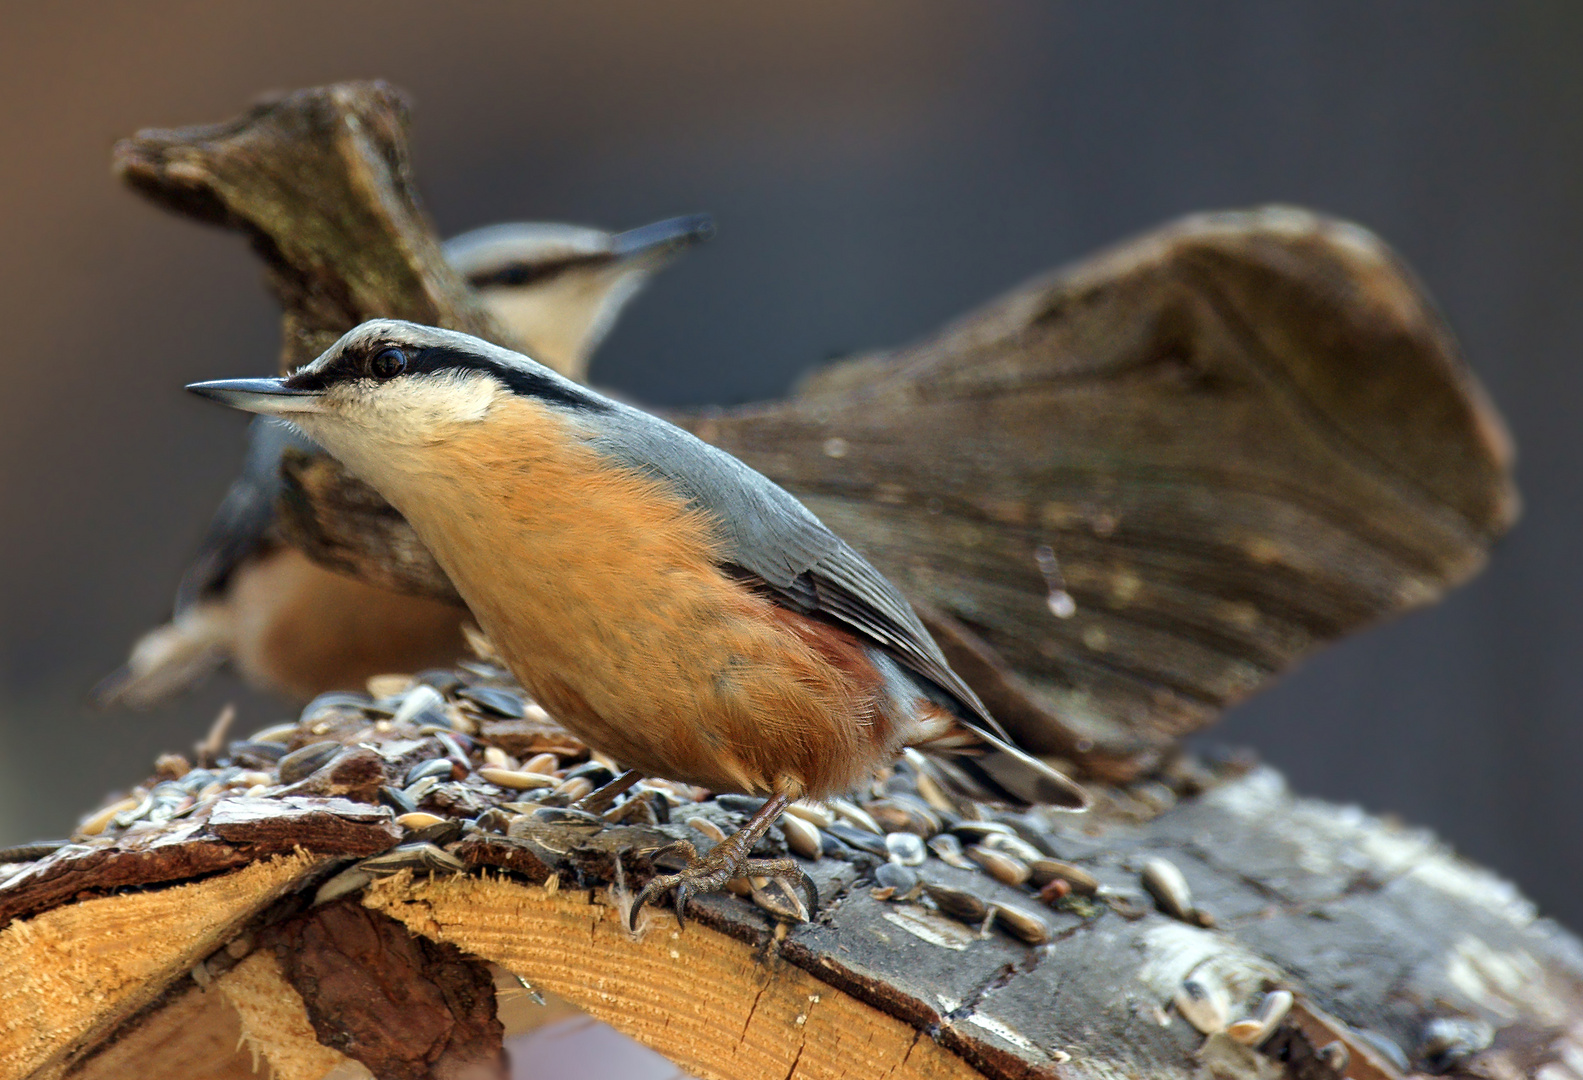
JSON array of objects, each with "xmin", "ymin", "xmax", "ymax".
[
  {"xmin": 673, "ymin": 882, "xmax": 694, "ymax": 925},
  {"xmin": 629, "ymin": 877, "xmax": 669, "ymax": 932},
  {"xmin": 796, "ymin": 869, "xmax": 820, "ymax": 921}
]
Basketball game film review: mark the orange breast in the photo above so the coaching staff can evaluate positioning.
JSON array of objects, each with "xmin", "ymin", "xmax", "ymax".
[{"xmin": 387, "ymin": 397, "xmax": 906, "ymax": 798}]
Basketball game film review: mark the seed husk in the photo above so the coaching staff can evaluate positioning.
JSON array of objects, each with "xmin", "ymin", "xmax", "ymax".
[
  {"xmin": 78, "ymin": 796, "xmax": 141, "ymax": 837},
  {"xmin": 245, "ymin": 722, "xmax": 299, "ymax": 744},
  {"xmin": 1174, "ymin": 977, "xmax": 1228, "ymax": 1035},
  {"xmin": 279, "ymin": 741, "xmax": 345, "ymax": 785},
  {"xmin": 868, "ymin": 797, "xmax": 941, "ymax": 838},
  {"xmin": 1227, "ymin": 989, "xmax": 1292, "ymax": 1046},
  {"xmin": 886, "ymin": 831, "xmax": 927, "ymax": 866},
  {"xmin": 406, "ymin": 757, "xmax": 456, "ymax": 786},
  {"xmin": 314, "ymin": 865, "xmax": 375, "ymax": 905},
  {"xmin": 358, "ymin": 842, "xmax": 465, "ymax": 876}
]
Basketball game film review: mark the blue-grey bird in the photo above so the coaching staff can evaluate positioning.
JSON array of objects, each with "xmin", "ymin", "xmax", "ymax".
[{"xmin": 187, "ymin": 319, "xmax": 1088, "ymax": 924}]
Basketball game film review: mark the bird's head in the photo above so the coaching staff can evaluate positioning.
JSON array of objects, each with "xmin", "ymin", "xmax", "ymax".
[
  {"xmin": 187, "ymin": 320, "xmax": 611, "ymax": 482},
  {"xmin": 445, "ymin": 213, "xmax": 713, "ymax": 380}
]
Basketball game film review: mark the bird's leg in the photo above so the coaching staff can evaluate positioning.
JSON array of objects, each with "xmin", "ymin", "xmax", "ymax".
[
  {"xmin": 629, "ymin": 791, "xmax": 818, "ymax": 931},
  {"xmin": 573, "ymin": 768, "xmax": 643, "ymax": 816}
]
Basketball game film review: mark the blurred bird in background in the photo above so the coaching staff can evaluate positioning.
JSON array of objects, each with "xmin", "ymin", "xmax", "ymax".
[{"xmin": 95, "ymin": 213, "xmax": 714, "ymax": 707}]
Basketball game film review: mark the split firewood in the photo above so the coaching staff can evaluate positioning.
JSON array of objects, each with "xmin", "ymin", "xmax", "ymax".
[
  {"xmin": 112, "ymin": 83, "xmax": 1516, "ymax": 781},
  {"xmin": 2, "ymin": 672, "xmax": 1578, "ymax": 1080}
]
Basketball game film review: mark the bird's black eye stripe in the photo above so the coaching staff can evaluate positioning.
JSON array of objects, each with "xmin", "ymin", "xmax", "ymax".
[{"xmin": 282, "ymin": 341, "xmax": 610, "ymax": 413}]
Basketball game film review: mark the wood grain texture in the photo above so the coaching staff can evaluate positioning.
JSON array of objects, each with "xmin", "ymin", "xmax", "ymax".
[
  {"xmin": 70, "ymin": 983, "xmax": 265, "ymax": 1080},
  {"xmin": 362, "ymin": 873, "xmax": 985, "ymax": 1080},
  {"xmin": 0, "ymin": 853, "xmax": 323, "ymax": 1080},
  {"xmin": 113, "ymin": 83, "xmax": 1517, "ymax": 779}
]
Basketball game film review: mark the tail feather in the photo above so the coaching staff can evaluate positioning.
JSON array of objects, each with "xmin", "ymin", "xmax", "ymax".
[
  {"xmin": 950, "ymin": 722, "xmax": 1091, "ymax": 810},
  {"xmin": 93, "ymin": 605, "xmax": 230, "ymax": 709}
]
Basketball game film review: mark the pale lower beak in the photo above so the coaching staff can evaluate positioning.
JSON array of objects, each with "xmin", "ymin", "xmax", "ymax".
[{"xmin": 186, "ymin": 378, "xmax": 324, "ymax": 415}]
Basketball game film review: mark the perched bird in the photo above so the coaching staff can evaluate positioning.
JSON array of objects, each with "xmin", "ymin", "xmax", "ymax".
[
  {"xmin": 97, "ymin": 214, "xmax": 713, "ymax": 707},
  {"xmin": 188, "ymin": 320, "xmax": 1089, "ymax": 923}
]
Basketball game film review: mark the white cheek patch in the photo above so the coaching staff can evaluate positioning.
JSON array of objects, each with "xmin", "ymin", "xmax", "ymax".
[{"xmin": 330, "ymin": 373, "xmax": 503, "ymax": 442}]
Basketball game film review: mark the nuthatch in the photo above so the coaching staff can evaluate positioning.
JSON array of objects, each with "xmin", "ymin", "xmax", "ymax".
[
  {"xmin": 188, "ymin": 319, "xmax": 1088, "ymax": 924},
  {"xmin": 96, "ymin": 214, "xmax": 712, "ymax": 707}
]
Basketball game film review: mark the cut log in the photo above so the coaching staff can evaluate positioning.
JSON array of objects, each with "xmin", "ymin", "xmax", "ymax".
[
  {"xmin": 110, "ymin": 83, "xmax": 1517, "ymax": 780},
  {"xmin": 3, "ymin": 678, "xmax": 1580, "ymax": 1080}
]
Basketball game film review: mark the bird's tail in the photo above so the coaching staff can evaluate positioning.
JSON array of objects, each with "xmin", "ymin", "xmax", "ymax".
[{"xmin": 92, "ymin": 604, "xmax": 230, "ymax": 709}]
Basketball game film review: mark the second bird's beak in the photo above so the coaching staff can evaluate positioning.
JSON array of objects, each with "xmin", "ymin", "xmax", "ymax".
[
  {"xmin": 187, "ymin": 378, "xmax": 324, "ymax": 416},
  {"xmin": 610, "ymin": 213, "xmax": 715, "ymax": 262}
]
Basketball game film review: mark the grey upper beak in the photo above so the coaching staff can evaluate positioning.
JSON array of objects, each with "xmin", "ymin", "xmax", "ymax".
[
  {"xmin": 610, "ymin": 213, "xmax": 715, "ymax": 260},
  {"xmin": 186, "ymin": 378, "xmax": 322, "ymax": 415}
]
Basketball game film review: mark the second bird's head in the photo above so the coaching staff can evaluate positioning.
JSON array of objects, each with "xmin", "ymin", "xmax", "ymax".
[{"xmin": 188, "ymin": 320, "xmax": 612, "ymax": 480}]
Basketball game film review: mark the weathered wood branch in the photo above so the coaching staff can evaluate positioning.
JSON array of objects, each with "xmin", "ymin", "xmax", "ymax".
[{"xmin": 111, "ymin": 83, "xmax": 1517, "ymax": 780}]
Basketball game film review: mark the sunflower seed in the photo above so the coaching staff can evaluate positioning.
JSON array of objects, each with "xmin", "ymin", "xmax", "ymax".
[
  {"xmin": 967, "ymin": 844, "xmax": 1031, "ymax": 886},
  {"xmin": 483, "ymin": 746, "xmax": 513, "ymax": 769},
  {"xmin": 393, "ymin": 685, "xmax": 448, "ymax": 726},
  {"xmin": 521, "ymin": 753, "xmax": 559, "ymax": 775},
  {"xmin": 313, "ymin": 865, "xmax": 375, "ymax": 905},
  {"xmin": 781, "ymin": 814, "xmax": 823, "ymax": 859},
  {"xmin": 751, "ymin": 878, "xmax": 810, "ymax": 921},
  {"xmin": 830, "ymin": 799, "xmax": 881, "ymax": 834},
  {"xmin": 1029, "ymin": 858, "xmax": 1099, "ymax": 895},
  {"xmin": 686, "ymin": 816, "xmax": 729, "ymax": 844},
  {"xmin": 403, "ymin": 775, "xmax": 441, "ymax": 804},
  {"xmin": 1141, "ymin": 857, "xmax": 1194, "ymax": 921},
  {"xmin": 396, "ymin": 812, "xmax": 446, "ymax": 830},
  {"xmin": 78, "ymin": 796, "xmax": 141, "ymax": 837},
  {"xmin": 1175, "ymin": 977, "xmax": 1229, "ymax": 1035},
  {"xmin": 868, "ymin": 797, "xmax": 941, "ymax": 837},
  {"xmin": 950, "ymin": 820, "xmax": 1016, "ymax": 842},
  {"xmin": 406, "ymin": 757, "xmax": 456, "ymax": 786},
  {"xmin": 279, "ymin": 741, "xmax": 345, "ymax": 784},
  {"xmin": 477, "ymin": 767, "xmax": 557, "ymax": 790},
  {"xmin": 875, "ymin": 862, "xmax": 919, "ymax": 894},
  {"xmin": 300, "ymin": 692, "xmax": 373, "ymax": 724},
  {"xmin": 416, "ymin": 669, "xmax": 464, "ymax": 695},
  {"xmin": 458, "ymin": 686, "xmax": 526, "ymax": 718},
  {"xmin": 786, "ymin": 800, "xmax": 835, "ymax": 829},
  {"xmin": 1419, "ymin": 1017, "xmax": 1494, "ymax": 1071},
  {"xmin": 980, "ymin": 832, "xmax": 1044, "ymax": 862},
  {"xmin": 925, "ymin": 883, "xmax": 989, "ymax": 922},
  {"xmin": 554, "ymin": 776, "xmax": 594, "ymax": 802},
  {"xmin": 475, "ymin": 808, "xmax": 513, "ymax": 834},
  {"xmin": 927, "ymin": 833, "xmax": 976, "ymax": 870},
  {"xmin": 527, "ymin": 806, "xmax": 606, "ymax": 833},
  {"xmin": 227, "ymin": 740, "xmax": 287, "ymax": 765},
  {"xmin": 1226, "ymin": 989, "xmax": 1292, "ymax": 1046},
  {"xmin": 827, "ymin": 823, "xmax": 889, "ymax": 857},
  {"xmin": 990, "ymin": 902, "xmax": 1051, "ymax": 945},
  {"xmin": 367, "ymin": 674, "xmax": 415, "ymax": 699}
]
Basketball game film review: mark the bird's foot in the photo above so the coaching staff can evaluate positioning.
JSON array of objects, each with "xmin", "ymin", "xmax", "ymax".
[{"xmin": 629, "ymin": 841, "xmax": 818, "ymax": 931}]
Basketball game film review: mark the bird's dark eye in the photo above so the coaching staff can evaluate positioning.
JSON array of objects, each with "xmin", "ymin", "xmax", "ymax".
[{"xmin": 370, "ymin": 347, "xmax": 407, "ymax": 379}]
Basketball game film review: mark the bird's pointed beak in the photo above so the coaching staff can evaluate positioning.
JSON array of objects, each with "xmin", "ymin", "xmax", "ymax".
[
  {"xmin": 611, "ymin": 213, "xmax": 715, "ymax": 262},
  {"xmin": 186, "ymin": 378, "xmax": 324, "ymax": 415}
]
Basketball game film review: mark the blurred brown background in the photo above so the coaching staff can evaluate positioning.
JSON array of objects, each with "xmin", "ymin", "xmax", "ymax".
[{"xmin": 2, "ymin": 2, "xmax": 1580, "ymax": 927}]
